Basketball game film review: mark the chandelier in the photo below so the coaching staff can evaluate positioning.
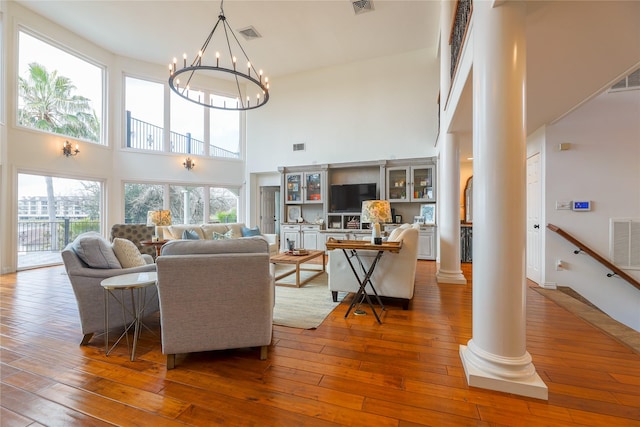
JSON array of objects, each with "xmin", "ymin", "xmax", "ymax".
[{"xmin": 168, "ymin": 0, "xmax": 269, "ymax": 111}]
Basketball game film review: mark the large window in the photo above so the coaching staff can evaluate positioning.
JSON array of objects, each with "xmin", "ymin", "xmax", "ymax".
[
  {"xmin": 123, "ymin": 182, "xmax": 239, "ymax": 226},
  {"xmin": 210, "ymin": 94, "xmax": 240, "ymax": 158},
  {"xmin": 123, "ymin": 75, "xmax": 240, "ymax": 159},
  {"xmin": 123, "ymin": 183, "xmax": 164, "ymax": 224},
  {"xmin": 17, "ymin": 173, "xmax": 102, "ymax": 270},
  {"xmin": 17, "ymin": 30, "xmax": 104, "ymax": 144},
  {"xmin": 125, "ymin": 77, "xmax": 164, "ymax": 151},
  {"xmin": 170, "ymin": 91, "xmax": 205, "ymax": 155}
]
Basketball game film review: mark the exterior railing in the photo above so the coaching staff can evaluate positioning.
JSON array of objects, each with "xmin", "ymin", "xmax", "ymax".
[
  {"xmin": 125, "ymin": 111, "xmax": 239, "ymax": 159},
  {"xmin": 450, "ymin": 0, "xmax": 473, "ymax": 79},
  {"xmin": 17, "ymin": 220, "xmax": 100, "ymax": 253}
]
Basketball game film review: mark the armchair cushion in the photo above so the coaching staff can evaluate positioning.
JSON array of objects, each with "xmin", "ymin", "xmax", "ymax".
[
  {"xmin": 71, "ymin": 232, "xmax": 121, "ymax": 269},
  {"xmin": 112, "ymin": 238, "xmax": 147, "ymax": 268}
]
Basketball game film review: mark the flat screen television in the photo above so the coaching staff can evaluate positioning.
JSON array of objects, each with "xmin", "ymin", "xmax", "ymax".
[{"xmin": 330, "ymin": 183, "xmax": 377, "ymax": 212}]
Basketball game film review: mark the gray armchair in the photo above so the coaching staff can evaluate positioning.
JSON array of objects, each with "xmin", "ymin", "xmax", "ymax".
[
  {"xmin": 156, "ymin": 237, "xmax": 274, "ymax": 369},
  {"xmin": 62, "ymin": 233, "xmax": 158, "ymax": 345}
]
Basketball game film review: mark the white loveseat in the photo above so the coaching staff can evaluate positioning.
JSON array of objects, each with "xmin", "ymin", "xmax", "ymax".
[
  {"xmin": 157, "ymin": 223, "xmax": 279, "ymax": 255},
  {"xmin": 327, "ymin": 223, "xmax": 420, "ymax": 309}
]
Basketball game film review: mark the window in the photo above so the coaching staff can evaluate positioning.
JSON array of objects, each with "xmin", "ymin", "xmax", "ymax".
[
  {"xmin": 210, "ymin": 94, "xmax": 240, "ymax": 158},
  {"xmin": 170, "ymin": 91, "xmax": 205, "ymax": 155},
  {"xmin": 17, "ymin": 30, "xmax": 104, "ymax": 144},
  {"xmin": 170, "ymin": 185, "xmax": 204, "ymax": 224},
  {"xmin": 210, "ymin": 187, "xmax": 239, "ymax": 223},
  {"xmin": 17, "ymin": 173, "xmax": 102, "ymax": 270},
  {"xmin": 123, "ymin": 183, "xmax": 164, "ymax": 223},
  {"xmin": 125, "ymin": 77, "xmax": 164, "ymax": 151}
]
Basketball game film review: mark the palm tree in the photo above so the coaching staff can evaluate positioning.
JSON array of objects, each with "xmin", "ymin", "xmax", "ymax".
[{"xmin": 18, "ymin": 62, "xmax": 100, "ymax": 142}]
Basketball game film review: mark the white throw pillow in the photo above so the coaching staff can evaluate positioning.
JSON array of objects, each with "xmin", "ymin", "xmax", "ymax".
[{"xmin": 112, "ymin": 238, "xmax": 147, "ymax": 268}]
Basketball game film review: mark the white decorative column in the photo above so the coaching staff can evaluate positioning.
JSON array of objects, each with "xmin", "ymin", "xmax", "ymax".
[
  {"xmin": 437, "ymin": 132, "xmax": 466, "ymax": 284},
  {"xmin": 459, "ymin": 0, "xmax": 547, "ymax": 399},
  {"xmin": 437, "ymin": 0, "xmax": 465, "ymax": 284}
]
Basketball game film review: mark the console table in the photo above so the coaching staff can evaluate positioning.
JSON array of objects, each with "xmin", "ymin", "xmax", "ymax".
[{"xmin": 325, "ymin": 238, "xmax": 402, "ymax": 323}]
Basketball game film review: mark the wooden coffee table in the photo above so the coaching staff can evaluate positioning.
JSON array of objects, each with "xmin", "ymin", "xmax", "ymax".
[{"xmin": 270, "ymin": 249, "xmax": 325, "ymax": 287}]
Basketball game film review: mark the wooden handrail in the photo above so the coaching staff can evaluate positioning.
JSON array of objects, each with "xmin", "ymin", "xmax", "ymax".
[{"xmin": 547, "ymin": 223, "xmax": 640, "ymax": 291}]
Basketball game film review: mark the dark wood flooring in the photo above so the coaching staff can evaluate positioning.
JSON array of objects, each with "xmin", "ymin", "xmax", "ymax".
[{"xmin": 1, "ymin": 261, "xmax": 639, "ymax": 426}]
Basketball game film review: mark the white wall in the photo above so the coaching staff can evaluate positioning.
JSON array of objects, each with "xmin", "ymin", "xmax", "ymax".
[
  {"xmin": 544, "ymin": 88, "xmax": 640, "ymax": 331},
  {"xmin": 246, "ymin": 48, "xmax": 440, "ymax": 174}
]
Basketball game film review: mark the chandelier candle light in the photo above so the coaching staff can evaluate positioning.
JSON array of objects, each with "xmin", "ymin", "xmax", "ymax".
[
  {"xmin": 361, "ymin": 200, "xmax": 392, "ymax": 245},
  {"xmin": 168, "ymin": 0, "xmax": 269, "ymax": 111}
]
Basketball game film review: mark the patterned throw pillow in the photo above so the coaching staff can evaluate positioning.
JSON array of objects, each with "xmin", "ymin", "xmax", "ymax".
[
  {"xmin": 112, "ymin": 238, "xmax": 146, "ymax": 268},
  {"xmin": 213, "ymin": 230, "xmax": 234, "ymax": 240},
  {"xmin": 241, "ymin": 226, "xmax": 261, "ymax": 237},
  {"xmin": 182, "ymin": 229, "xmax": 200, "ymax": 240}
]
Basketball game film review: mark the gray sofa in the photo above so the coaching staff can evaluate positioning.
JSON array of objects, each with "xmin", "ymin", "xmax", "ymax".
[
  {"xmin": 156, "ymin": 237, "xmax": 274, "ymax": 369},
  {"xmin": 61, "ymin": 233, "xmax": 158, "ymax": 345}
]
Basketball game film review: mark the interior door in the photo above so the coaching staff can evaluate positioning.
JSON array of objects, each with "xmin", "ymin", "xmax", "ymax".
[
  {"xmin": 526, "ymin": 153, "xmax": 542, "ymax": 284},
  {"xmin": 260, "ymin": 186, "xmax": 279, "ymax": 235}
]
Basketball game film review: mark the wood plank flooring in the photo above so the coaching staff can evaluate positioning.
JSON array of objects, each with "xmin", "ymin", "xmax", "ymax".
[{"xmin": 1, "ymin": 262, "xmax": 639, "ymax": 426}]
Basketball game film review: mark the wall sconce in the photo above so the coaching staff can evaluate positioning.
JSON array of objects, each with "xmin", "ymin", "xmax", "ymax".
[
  {"xmin": 62, "ymin": 141, "xmax": 79, "ymax": 157},
  {"xmin": 183, "ymin": 157, "xmax": 195, "ymax": 170}
]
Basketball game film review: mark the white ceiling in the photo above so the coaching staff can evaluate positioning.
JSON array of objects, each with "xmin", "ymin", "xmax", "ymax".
[{"xmin": 15, "ymin": 0, "xmax": 441, "ymax": 78}]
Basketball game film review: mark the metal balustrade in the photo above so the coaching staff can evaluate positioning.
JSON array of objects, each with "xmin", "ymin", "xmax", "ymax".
[
  {"xmin": 125, "ymin": 111, "xmax": 239, "ymax": 159},
  {"xmin": 18, "ymin": 220, "xmax": 100, "ymax": 253}
]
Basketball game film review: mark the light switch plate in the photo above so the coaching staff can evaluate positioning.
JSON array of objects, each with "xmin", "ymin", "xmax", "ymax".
[{"xmin": 556, "ymin": 201, "xmax": 572, "ymax": 210}]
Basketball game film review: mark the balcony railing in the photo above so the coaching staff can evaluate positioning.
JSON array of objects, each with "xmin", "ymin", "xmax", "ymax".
[
  {"xmin": 450, "ymin": 0, "xmax": 473, "ymax": 79},
  {"xmin": 125, "ymin": 111, "xmax": 239, "ymax": 159},
  {"xmin": 18, "ymin": 220, "xmax": 100, "ymax": 253}
]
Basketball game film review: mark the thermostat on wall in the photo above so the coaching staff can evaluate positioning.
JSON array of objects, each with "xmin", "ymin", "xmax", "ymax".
[{"xmin": 572, "ymin": 201, "xmax": 591, "ymax": 211}]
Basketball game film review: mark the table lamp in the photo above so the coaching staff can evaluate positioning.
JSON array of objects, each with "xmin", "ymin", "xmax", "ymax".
[
  {"xmin": 146, "ymin": 209, "xmax": 172, "ymax": 239},
  {"xmin": 361, "ymin": 200, "xmax": 392, "ymax": 244}
]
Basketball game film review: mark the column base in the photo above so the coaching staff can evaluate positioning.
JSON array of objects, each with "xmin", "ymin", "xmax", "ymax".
[
  {"xmin": 459, "ymin": 343, "xmax": 548, "ymax": 400},
  {"xmin": 436, "ymin": 269, "xmax": 467, "ymax": 284}
]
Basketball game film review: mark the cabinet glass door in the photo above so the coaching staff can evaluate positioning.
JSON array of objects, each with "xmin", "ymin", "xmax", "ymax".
[
  {"xmin": 412, "ymin": 166, "xmax": 435, "ymax": 201},
  {"xmin": 305, "ymin": 172, "xmax": 322, "ymax": 203},
  {"xmin": 285, "ymin": 173, "xmax": 302, "ymax": 203},
  {"xmin": 387, "ymin": 168, "xmax": 409, "ymax": 201}
]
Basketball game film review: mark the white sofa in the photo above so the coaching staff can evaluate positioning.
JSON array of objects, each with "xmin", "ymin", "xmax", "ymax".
[
  {"xmin": 327, "ymin": 223, "xmax": 420, "ymax": 309},
  {"xmin": 157, "ymin": 223, "xmax": 279, "ymax": 255}
]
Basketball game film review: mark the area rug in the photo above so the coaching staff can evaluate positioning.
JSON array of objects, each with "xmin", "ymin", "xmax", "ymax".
[{"xmin": 272, "ymin": 265, "xmax": 341, "ymax": 329}]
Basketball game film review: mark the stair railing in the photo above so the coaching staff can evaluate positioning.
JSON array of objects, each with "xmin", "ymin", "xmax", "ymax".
[{"xmin": 547, "ymin": 223, "xmax": 640, "ymax": 291}]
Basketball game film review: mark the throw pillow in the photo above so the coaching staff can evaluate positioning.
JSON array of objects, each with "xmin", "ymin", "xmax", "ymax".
[
  {"xmin": 213, "ymin": 230, "xmax": 233, "ymax": 240},
  {"xmin": 241, "ymin": 226, "xmax": 261, "ymax": 237},
  {"xmin": 71, "ymin": 232, "xmax": 122, "ymax": 269},
  {"xmin": 182, "ymin": 229, "xmax": 200, "ymax": 240},
  {"xmin": 112, "ymin": 238, "xmax": 147, "ymax": 268}
]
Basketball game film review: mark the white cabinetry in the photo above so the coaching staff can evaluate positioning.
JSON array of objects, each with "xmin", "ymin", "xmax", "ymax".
[
  {"xmin": 386, "ymin": 165, "xmax": 436, "ymax": 202},
  {"xmin": 417, "ymin": 226, "xmax": 436, "ymax": 260},
  {"xmin": 280, "ymin": 224, "xmax": 322, "ymax": 251},
  {"xmin": 285, "ymin": 172, "xmax": 323, "ymax": 204}
]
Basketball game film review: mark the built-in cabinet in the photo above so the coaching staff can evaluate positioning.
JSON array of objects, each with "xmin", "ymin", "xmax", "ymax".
[
  {"xmin": 278, "ymin": 158, "xmax": 438, "ymax": 260},
  {"xmin": 285, "ymin": 171, "xmax": 323, "ymax": 204},
  {"xmin": 385, "ymin": 224, "xmax": 436, "ymax": 260},
  {"xmin": 386, "ymin": 165, "xmax": 436, "ymax": 202},
  {"xmin": 281, "ymin": 223, "xmax": 322, "ymax": 251}
]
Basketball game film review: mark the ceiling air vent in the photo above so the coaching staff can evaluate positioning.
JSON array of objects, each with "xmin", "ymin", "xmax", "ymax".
[
  {"xmin": 610, "ymin": 68, "xmax": 640, "ymax": 92},
  {"xmin": 238, "ymin": 26, "xmax": 262, "ymax": 41},
  {"xmin": 293, "ymin": 143, "xmax": 306, "ymax": 152},
  {"xmin": 352, "ymin": 0, "xmax": 374, "ymax": 15}
]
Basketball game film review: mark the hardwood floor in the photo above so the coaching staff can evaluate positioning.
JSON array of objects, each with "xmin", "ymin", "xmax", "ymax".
[{"xmin": 1, "ymin": 261, "xmax": 639, "ymax": 426}]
